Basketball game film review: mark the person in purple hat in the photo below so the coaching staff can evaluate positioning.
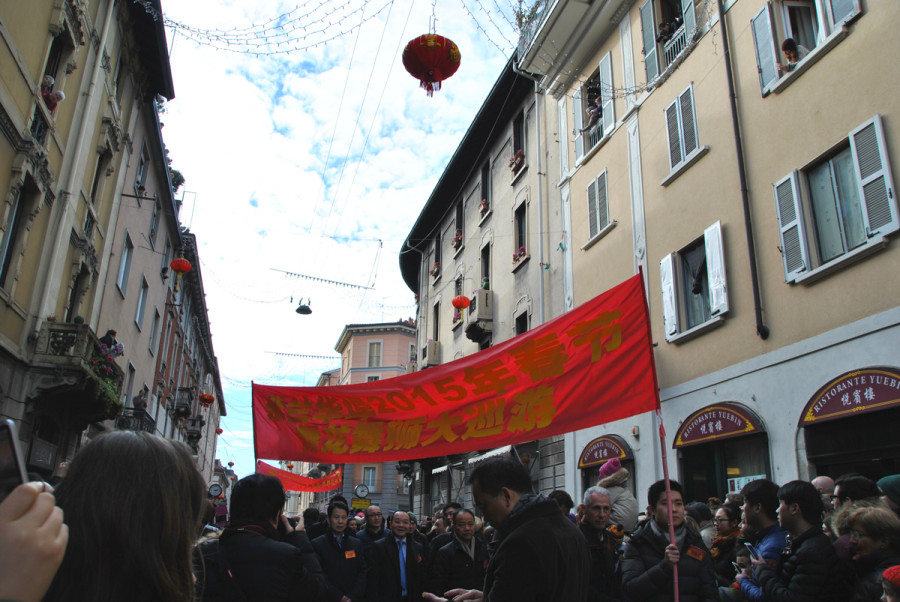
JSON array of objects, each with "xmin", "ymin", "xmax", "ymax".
[{"xmin": 597, "ymin": 458, "xmax": 639, "ymax": 532}]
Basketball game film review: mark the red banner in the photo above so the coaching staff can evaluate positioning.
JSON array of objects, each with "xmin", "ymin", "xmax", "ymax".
[
  {"xmin": 256, "ymin": 461, "xmax": 344, "ymax": 492},
  {"xmin": 252, "ymin": 273, "xmax": 660, "ymax": 463}
]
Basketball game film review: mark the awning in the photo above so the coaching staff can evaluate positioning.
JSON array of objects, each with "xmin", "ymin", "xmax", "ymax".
[
  {"xmin": 432, "ymin": 464, "xmax": 449, "ymax": 474},
  {"xmin": 468, "ymin": 445, "xmax": 512, "ymax": 465}
]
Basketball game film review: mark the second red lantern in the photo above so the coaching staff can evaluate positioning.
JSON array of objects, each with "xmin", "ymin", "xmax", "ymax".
[
  {"xmin": 402, "ymin": 34, "xmax": 461, "ymax": 96},
  {"xmin": 452, "ymin": 294, "xmax": 471, "ymax": 309}
]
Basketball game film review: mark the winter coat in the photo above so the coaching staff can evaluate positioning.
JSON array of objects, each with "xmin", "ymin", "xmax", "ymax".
[
  {"xmin": 709, "ymin": 530, "xmax": 740, "ymax": 587},
  {"xmin": 483, "ymin": 496, "xmax": 591, "ymax": 602},
  {"xmin": 579, "ymin": 520, "xmax": 621, "ymax": 601},
  {"xmin": 598, "ymin": 468, "xmax": 640, "ymax": 532},
  {"xmin": 311, "ymin": 530, "xmax": 367, "ymax": 601},
  {"xmin": 851, "ymin": 547, "xmax": 900, "ymax": 602},
  {"xmin": 195, "ymin": 521, "xmax": 328, "ymax": 602},
  {"xmin": 754, "ymin": 526, "xmax": 851, "ymax": 602},
  {"xmin": 621, "ymin": 519, "xmax": 717, "ymax": 602},
  {"xmin": 429, "ymin": 536, "xmax": 489, "ymax": 595},
  {"xmin": 369, "ymin": 535, "xmax": 425, "ymax": 602},
  {"xmin": 355, "ymin": 525, "xmax": 386, "ymax": 559},
  {"xmin": 738, "ymin": 522, "xmax": 789, "ymax": 602}
]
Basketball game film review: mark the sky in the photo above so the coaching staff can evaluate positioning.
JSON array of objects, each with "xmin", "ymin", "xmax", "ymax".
[{"xmin": 158, "ymin": 0, "xmax": 521, "ymax": 477}]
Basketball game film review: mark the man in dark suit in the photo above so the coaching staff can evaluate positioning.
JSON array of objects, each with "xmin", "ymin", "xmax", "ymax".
[{"xmin": 370, "ymin": 510, "xmax": 424, "ymax": 602}]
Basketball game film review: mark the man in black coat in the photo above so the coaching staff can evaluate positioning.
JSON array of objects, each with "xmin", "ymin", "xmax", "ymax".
[
  {"xmin": 578, "ymin": 486, "xmax": 621, "ymax": 601},
  {"xmin": 196, "ymin": 473, "xmax": 328, "ymax": 601},
  {"xmin": 752, "ymin": 480, "xmax": 850, "ymax": 601},
  {"xmin": 355, "ymin": 505, "xmax": 387, "ymax": 557},
  {"xmin": 425, "ymin": 456, "xmax": 591, "ymax": 602},
  {"xmin": 429, "ymin": 509, "xmax": 489, "ymax": 595},
  {"xmin": 370, "ymin": 510, "xmax": 425, "ymax": 602},
  {"xmin": 312, "ymin": 501, "xmax": 367, "ymax": 602},
  {"xmin": 621, "ymin": 479, "xmax": 717, "ymax": 602}
]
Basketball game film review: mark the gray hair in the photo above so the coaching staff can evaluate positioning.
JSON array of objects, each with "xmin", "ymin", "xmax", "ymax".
[{"xmin": 583, "ymin": 485, "xmax": 612, "ymax": 505}]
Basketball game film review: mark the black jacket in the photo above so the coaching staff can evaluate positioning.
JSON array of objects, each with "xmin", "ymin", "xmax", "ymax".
[
  {"xmin": 482, "ymin": 496, "xmax": 591, "ymax": 602},
  {"xmin": 429, "ymin": 536, "xmax": 489, "ymax": 595},
  {"xmin": 369, "ymin": 535, "xmax": 425, "ymax": 602},
  {"xmin": 621, "ymin": 520, "xmax": 717, "ymax": 602},
  {"xmin": 708, "ymin": 532, "xmax": 740, "ymax": 587},
  {"xmin": 196, "ymin": 522, "xmax": 328, "ymax": 602},
  {"xmin": 579, "ymin": 521, "xmax": 621, "ymax": 601},
  {"xmin": 851, "ymin": 547, "xmax": 900, "ymax": 602},
  {"xmin": 311, "ymin": 530, "xmax": 367, "ymax": 601},
  {"xmin": 754, "ymin": 526, "xmax": 851, "ymax": 602}
]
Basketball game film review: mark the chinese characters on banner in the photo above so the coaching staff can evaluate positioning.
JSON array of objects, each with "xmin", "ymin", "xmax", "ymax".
[
  {"xmin": 256, "ymin": 461, "xmax": 344, "ymax": 492},
  {"xmin": 252, "ymin": 273, "xmax": 660, "ymax": 463}
]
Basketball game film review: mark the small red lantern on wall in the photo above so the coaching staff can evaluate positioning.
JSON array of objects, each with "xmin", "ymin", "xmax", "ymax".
[
  {"xmin": 216, "ymin": 428, "xmax": 223, "ymax": 435},
  {"xmin": 402, "ymin": 34, "xmax": 461, "ymax": 96},
  {"xmin": 170, "ymin": 256, "xmax": 192, "ymax": 291},
  {"xmin": 199, "ymin": 393, "xmax": 215, "ymax": 407},
  {"xmin": 451, "ymin": 295, "xmax": 471, "ymax": 309}
]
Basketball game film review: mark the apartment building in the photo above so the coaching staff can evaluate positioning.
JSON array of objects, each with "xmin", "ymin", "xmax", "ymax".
[{"xmin": 514, "ymin": 0, "xmax": 898, "ymax": 503}]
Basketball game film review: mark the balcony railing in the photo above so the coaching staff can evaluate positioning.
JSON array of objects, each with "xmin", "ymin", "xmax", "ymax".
[
  {"xmin": 33, "ymin": 322, "xmax": 124, "ymax": 397},
  {"xmin": 115, "ymin": 408, "xmax": 156, "ymax": 433},
  {"xmin": 30, "ymin": 105, "xmax": 49, "ymax": 146},
  {"xmin": 663, "ymin": 25, "xmax": 688, "ymax": 69}
]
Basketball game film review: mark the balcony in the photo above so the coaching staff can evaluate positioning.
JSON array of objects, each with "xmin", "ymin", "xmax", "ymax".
[
  {"xmin": 30, "ymin": 104, "xmax": 50, "ymax": 146},
  {"xmin": 31, "ymin": 322, "xmax": 125, "ymax": 427},
  {"xmin": 663, "ymin": 24, "xmax": 688, "ymax": 69},
  {"xmin": 115, "ymin": 408, "xmax": 156, "ymax": 433}
]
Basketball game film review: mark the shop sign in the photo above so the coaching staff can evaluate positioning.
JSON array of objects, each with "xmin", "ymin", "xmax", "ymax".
[
  {"xmin": 351, "ymin": 498, "xmax": 369, "ymax": 509},
  {"xmin": 800, "ymin": 367, "xmax": 900, "ymax": 426},
  {"xmin": 674, "ymin": 404, "xmax": 762, "ymax": 448},
  {"xmin": 727, "ymin": 474, "xmax": 766, "ymax": 494},
  {"xmin": 578, "ymin": 435, "xmax": 632, "ymax": 468}
]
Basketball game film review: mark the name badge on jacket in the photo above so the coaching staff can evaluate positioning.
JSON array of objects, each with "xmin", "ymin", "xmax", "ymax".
[
  {"xmin": 345, "ymin": 550, "xmax": 356, "ymax": 559},
  {"xmin": 686, "ymin": 546, "xmax": 706, "ymax": 561}
]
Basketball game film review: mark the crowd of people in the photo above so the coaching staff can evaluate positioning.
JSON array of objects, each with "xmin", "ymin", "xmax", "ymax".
[{"xmin": 1, "ymin": 430, "xmax": 899, "ymax": 602}]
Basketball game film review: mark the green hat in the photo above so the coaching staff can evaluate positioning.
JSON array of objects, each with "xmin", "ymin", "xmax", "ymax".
[{"xmin": 878, "ymin": 474, "xmax": 900, "ymax": 506}]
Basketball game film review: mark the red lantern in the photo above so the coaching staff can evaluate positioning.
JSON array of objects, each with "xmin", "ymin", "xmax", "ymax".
[
  {"xmin": 228, "ymin": 461, "xmax": 234, "ymax": 467},
  {"xmin": 402, "ymin": 34, "xmax": 461, "ymax": 96},
  {"xmin": 199, "ymin": 393, "xmax": 215, "ymax": 407},
  {"xmin": 216, "ymin": 428, "xmax": 223, "ymax": 435},
  {"xmin": 286, "ymin": 463, "xmax": 294, "ymax": 469},
  {"xmin": 451, "ymin": 295, "xmax": 471, "ymax": 309},
  {"xmin": 170, "ymin": 256, "xmax": 191, "ymax": 276}
]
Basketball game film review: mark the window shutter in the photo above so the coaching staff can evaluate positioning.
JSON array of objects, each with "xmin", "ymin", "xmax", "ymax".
[
  {"xmin": 660, "ymin": 253, "xmax": 679, "ymax": 339},
  {"xmin": 679, "ymin": 87, "xmax": 698, "ymax": 157},
  {"xmin": 599, "ymin": 52, "xmax": 615, "ymax": 136},
  {"xmin": 828, "ymin": 0, "xmax": 860, "ymax": 27},
  {"xmin": 597, "ymin": 171, "xmax": 609, "ymax": 230},
  {"xmin": 558, "ymin": 97, "xmax": 569, "ymax": 175},
  {"xmin": 849, "ymin": 115, "xmax": 898, "ymax": 236},
  {"xmin": 574, "ymin": 89, "xmax": 584, "ymax": 161},
  {"xmin": 665, "ymin": 99, "xmax": 682, "ymax": 169},
  {"xmin": 704, "ymin": 221, "xmax": 728, "ymax": 316},
  {"xmin": 681, "ymin": 0, "xmax": 696, "ymax": 38},
  {"xmin": 587, "ymin": 178, "xmax": 599, "ymax": 239},
  {"xmin": 773, "ymin": 172, "xmax": 809, "ymax": 281},
  {"xmin": 640, "ymin": 0, "xmax": 659, "ymax": 83},
  {"xmin": 750, "ymin": 4, "xmax": 779, "ymax": 94}
]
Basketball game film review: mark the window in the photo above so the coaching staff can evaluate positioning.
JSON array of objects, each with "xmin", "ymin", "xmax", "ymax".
[
  {"xmin": 82, "ymin": 210, "xmax": 95, "ymax": 239},
  {"xmin": 149, "ymin": 198, "xmax": 161, "ymax": 247},
  {"xmin": 513, "ymin": 112, "xmax": 525, "ymax": 164},
  {"xmin": 453, "ymin": 202, "xmax": 464, "ymax": 251},
  {"xmin": 366, "ymin": 375, "xmax": 380, "ymax": 382},
  {"xmin": 481, "ymin": 162, "xmax": 491, "ymax": 213},
  {"xmin": 135, "ymin": 277, "xmax": 149, "ymax": 329},
  {"xmin": 774, "ymin": 115, "xmax": 897, "ymax": 283},
  {"xmin": 665, "ymin": 86, "xmax": 699, "ymax": 173},
  {"xmin": 660, "ymin": 221, "xmax": 729, "ymax": 341},
  {"xmin": 126, "ymin": 363, "xmax": 136, "ymax": 405},
  {"xmin": 587, "ymin": 170, "xmax": 610, "ymax": 240},
  {"xmin": 433, "ymin": 231, "xmax": 441, "ymax": 278},
  {"xmin": 574, "ymin": 52, "xmax": 615, "ymax": 160},
  {"xmin": 149, "ymin": 309, "xmax": 161, "ymax": 354},
  {"xmin": 433, "ymin": 302, "xmax": 440, "ymax": 341},
  {"xmin": 363, "ymin": 466, "xmax": 377, "ymax": 489},
  {"xmin": 751, "ymin": 0, "xmax": 861, "ymax": 94},
  {"xmin": 558, "ymin": 97, "xmax": 569, "ymax": 176},
  {"xmin": 44, "ymin": 28, "xmax": 75, "ymax": 81},
  {"xmin": 117, "ymin": 234, "xmax": 134, "ymax": 294},
  {"xmin": 160, "ymin": 237, "xmax": 171, "ymax": 279},
  {"xmin": 367, "ymin": 341, "xmax": 382, "ymax": 368},
  {"xmin": 0, "ymin": 180, "xmax": 38, "ymax": 290},
  {"xmin": 481, "ymin": 243, "xmax": 491, "ymax": 288},
  {"xmin": 515, "ymin": 311, "xmax": 529, "ymax": 335},
  {"xmin": 113, "ymin": 54, "xmax": 127, "ymax": 103},
  {"xmin": 514, "ymin": 202, "xmax": 527, "ymax": 255},
  {"xmin": 135, "ymin": 143, "xmax": 149, "ymax": 194},
  {"xmin": 640, "ymin": 0, "xmax": 697, "ymax": 83},
  {"xmin": 90, "ymin": 150, "xmax": 111, "ymax": 205}
]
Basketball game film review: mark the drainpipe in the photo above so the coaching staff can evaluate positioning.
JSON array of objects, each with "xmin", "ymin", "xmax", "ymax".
[{"xmin": 717, "ymin": 0, "xmax": 770, "ymax": 339}]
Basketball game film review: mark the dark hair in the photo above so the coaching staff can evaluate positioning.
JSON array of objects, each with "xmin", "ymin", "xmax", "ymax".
[
  {"xmin": 781, "ymin": 37, "xmax": 798, "ymax": 52},
  {"xmin": 548, "ymin": 490, "xmax": 575, "ymax": 511},
  {"xmin": 452, "ymin": 508, "xmax": 476, "ymax": 524},
  {"xmin": 835, "ymin": 475, "xmax": 881, "ymax": 503},
  {"xmin": 327, "ymin": 501, "xmax": 350, "ymax": 517},
  {"xmin": 44, "ymin": 431, "xmax": 205, "ymax": 602},
  {"xmin": 647, "ymin": 479, "xmax": 683, "ymax": 507},
  {"xmin": 718, "ymin": 501, "xmax": 741, "ymax": 525},
  {"xmin": 303, "ymin": 507, "xmax": 321, "ymax": 525},
  {"xmin": 687, "ymin": 501, "xmax": 713, "ymax": 523},
  {"xmin": 330, "ymin": 494, "xmax": 349, "ymax": 505},
  {"xmin": 741, "ymin": 479, "xmax": 780, "ymax": 521},
  {"xmin": 468, "ymin": 457, "xmax": 533, "ymax": 496},
  {"xmin": 443, "ymin": 501, "xmax": 462, "ymax": 513},
  {"xmin": 778, "ymin": 480, "xmax": 824, "ymax": 525},
  {"xmin": 230, "ymin": 473, "xmax": 285, "ymax": 523}
]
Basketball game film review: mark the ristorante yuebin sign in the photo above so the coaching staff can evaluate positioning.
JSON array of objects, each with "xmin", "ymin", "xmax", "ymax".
[{"xmin": 252, "ymin": 273, "xmax": 660, "ymax": 463}]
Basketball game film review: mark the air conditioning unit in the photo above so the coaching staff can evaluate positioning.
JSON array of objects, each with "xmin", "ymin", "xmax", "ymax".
[
  {"xmin": 424, "ymin": 340, "xmax": 440, "ymax": 367},
  {"xmin": 471, "ymin": 290, "xmax": 493, "ymax": 322}
]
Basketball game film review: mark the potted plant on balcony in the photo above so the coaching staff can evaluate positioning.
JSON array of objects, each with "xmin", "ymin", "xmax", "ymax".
[
  {"xmin": 513, "ymin": 246, "xmax": 526, "ymax": 263},
  {"xmin": 479, "ymin": 198, "xmax": 489, "ymax": 215},
  {"xmin": 508, "ymin": 149, "xmax": 524, "ymax": 172},
  {"xmin": 451, "ymin": 229, "xmax": 463, "ymax": 250},
  {"xmin": 430, "ymin": 261, "xmax": 440, "ymax": 277},
  {"xmin": 452, "ymin": 310, "xmax": 462, "ymax": 325}
]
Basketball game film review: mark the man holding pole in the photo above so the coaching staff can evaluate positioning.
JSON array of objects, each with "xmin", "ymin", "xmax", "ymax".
[{"xmin": 621, "ymin": 479, "xmax": 717, "ymax": 601}]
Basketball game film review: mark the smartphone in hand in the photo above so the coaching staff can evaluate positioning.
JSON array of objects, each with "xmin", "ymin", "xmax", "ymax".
[
  {"xmin": 0, "ymin": 419, "xmax": 28, "ymax": 502},
  {"xmin": 744, "ymin": 542, "xmax": 761, "ymax": 559}
]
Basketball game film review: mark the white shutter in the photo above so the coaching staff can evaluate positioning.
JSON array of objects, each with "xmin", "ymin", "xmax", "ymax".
[
  {"xmin": 558, "ymin": 97, "xmax": 569, "ymax": 175},
  {"xmin": 681, "ymin": 0, "xmax": 696, "ymax": 38},
  {"xmin": 574, "ymin": 89, "xmax": 584, "ymax": 161},
  {"xmin": 619, "ymin": 17, "xmax": 636, "ymax": 110},
  {"xmin": 587, "ymin": 178, "xmax": 599, "ymax": 238},
  {"xmin": 704, "ymin": 221, "xmax": 728, "ymax": 316},
  {"xmin": 640, "ymin": 0, "xmax": 659, "ymax": 83},
  {"xmin": 849, "ymin": 115, "xmax": 898, "ymax": 236},
  {"xmin": 599, "ymin": 52, "xmax": 615, "ymax": 137},
  {"xmin": 597, "ymin": 171, "xmax": 609, "ymax": 230},
  {"xmin": 679, "ymin": 87, "xmax": 698, "ymax": 157},
  {"xmin": 660, "ymin": 253, "xmax": 679, "ymax": 339},
  {"xmin": 750, "ymin": 4, "xmax": 779, "ymax": 94},
  {"xmin": 773, "ymin": 172, "xmax": 809, "ymax": 281},
  {"xmin": 828, "ymin": 0, "xmax": 860, "ymax": 27},
  {"xmin": 665, "ymin": 99, "xmax": 682, "ymax": 169}
]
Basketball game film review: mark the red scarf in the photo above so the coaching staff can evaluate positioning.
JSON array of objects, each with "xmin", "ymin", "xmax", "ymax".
[{"xmin": 709, "ymin": 528, "xmax": 740, "ymax": 558}]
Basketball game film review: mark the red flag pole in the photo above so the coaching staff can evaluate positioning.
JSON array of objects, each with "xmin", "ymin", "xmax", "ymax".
[{"xmin": 636, "ymin": 269, "xmax": 679, "ymax": 602}]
